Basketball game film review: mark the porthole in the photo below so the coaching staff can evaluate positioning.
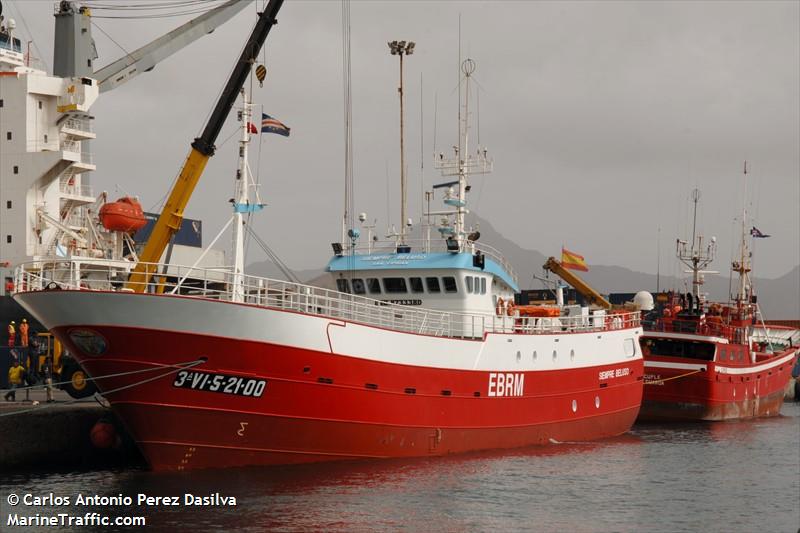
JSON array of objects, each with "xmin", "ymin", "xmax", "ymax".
[
  {"xmin": 516, "ymin": 350, "xmax": 521, "ymax": 362},
  {"xmin": 552, "ymin": 350, "xmax": 557, "ymax": 362},
  {"xmin": 570, "ymin": 349, "xmax": 575, "ymax": 361},
  {"xmin": 595, "ymin": 396, "xmax": 600, "ymax": 409},
  {"xmin": 68, "ymin": 328, "xmax": 107, "ymax": 356},
  {"xmin": 532, "ymin": 351, "xmax": 537, "ymax": 361},
  {"xmin": 571, "ymin": 399, "xmax": 577, "ymax": 412}
]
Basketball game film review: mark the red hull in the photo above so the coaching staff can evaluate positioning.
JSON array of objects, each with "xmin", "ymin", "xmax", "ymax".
[
  {"xmin": 54, "ymin": 325, "xmax": 644, "ymax": 471},
  {"xmin": 639, "ymin": 353, "xmax": 796, "ymax": 422}
]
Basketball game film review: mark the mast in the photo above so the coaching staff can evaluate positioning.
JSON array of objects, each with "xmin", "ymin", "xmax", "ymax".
[
  {"xmin": 456, "ymin": 59, "xmax": 473, "ymax": 241},
  {"xmin": 676, "ymin": 188, "xmax": 716, "ymax": 306},
  {"xmin": 230, "ymin": 88, "xmax": 253, "ymax": 303},
  {"xmin": 734, "ymin": 161, "xmax": 751, "ymax": 305},
  {"xmin": 431, "ymin": 59, "xmax": 492, "ymax": 250}
]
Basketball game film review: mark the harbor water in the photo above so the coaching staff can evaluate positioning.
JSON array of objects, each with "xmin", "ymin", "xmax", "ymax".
[{"xmin": 2, "ymin": 403, "xmax": 798, "ymax": 532}]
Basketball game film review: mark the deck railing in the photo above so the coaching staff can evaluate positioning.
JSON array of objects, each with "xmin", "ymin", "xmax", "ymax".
[
  {"xmin": 652, "ymin": 318, "xmax": 749, "ymax": 345},
  {"xmin": 14, "ymin": 260, "xmax": 638, "ymax": 339}
]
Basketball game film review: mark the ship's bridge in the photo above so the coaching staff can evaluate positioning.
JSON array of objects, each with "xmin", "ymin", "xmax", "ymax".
[
  {"xmin": 0, "ymin": 31, "xmax": 21, "ymax": 52},
  {"xmin": 0, "ymin": 18, "xmax": 24, "ymax": 69},
  {"xmin": 326, "ymin": 240, "xmax": 518, "ymax": 317}
]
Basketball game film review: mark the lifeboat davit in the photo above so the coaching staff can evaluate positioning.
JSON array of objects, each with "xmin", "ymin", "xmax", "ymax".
[{"xmin": 99, "ymin": 197, "xmax": 147, "ymax": 233}]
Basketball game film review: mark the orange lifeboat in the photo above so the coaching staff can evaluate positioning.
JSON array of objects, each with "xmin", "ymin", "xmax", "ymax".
[
  {"xmin": 99, "ymin": 197, "xmax": 147, "ymax": 232},
  {"xmin": 515, "ymin": 305, "xmax": 561, "ymax": 318}
]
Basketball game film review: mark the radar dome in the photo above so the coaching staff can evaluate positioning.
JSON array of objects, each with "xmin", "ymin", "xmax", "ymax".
[{"xmin": 633, "ymin": 291, "xmax": 654, "ymax": 311}]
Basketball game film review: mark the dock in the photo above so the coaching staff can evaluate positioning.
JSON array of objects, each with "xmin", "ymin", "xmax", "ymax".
[{"xmin": 0, "ymin": 388, "xmax": 142, "ymax": 471}]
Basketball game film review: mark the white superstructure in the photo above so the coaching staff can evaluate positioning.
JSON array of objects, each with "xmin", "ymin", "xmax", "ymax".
[
  {"xmin": 0, "ymin": 14, "xmax": 115, "ymax": 268},
  {"xmin": 1, "ymin": 1, "xmax": 255, "ymax": 294}
]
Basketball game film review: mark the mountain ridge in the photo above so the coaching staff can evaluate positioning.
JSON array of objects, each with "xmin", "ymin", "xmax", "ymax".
[{"xmin": 247, "ymin": 213, "xmax": 799, "ymax": 318}]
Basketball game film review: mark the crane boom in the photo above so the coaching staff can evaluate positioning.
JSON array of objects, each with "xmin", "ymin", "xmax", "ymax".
[
  {"xmin": 543, "ymin": 257, "xmax": 612, "ymax": 309},
  {"xmin": 127, "ymin": 0, "xmax": 284, "ymax": 292},
  {"xmin": 94, "ymin": 0, "xmax": 251, "ymax": 93}
]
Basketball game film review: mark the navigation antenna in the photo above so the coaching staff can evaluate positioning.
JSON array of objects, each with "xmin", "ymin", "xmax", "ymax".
[
  {"xmin": 732, "ymin": 161, "xmax": 752, "ymax": 305},
  {"xmin": 431, "ymin": 59, "xmax": 492, "ymax": 251},
  {"xmin": 676, "ymin": 188, "xmax": 717, "ymax": 305}
]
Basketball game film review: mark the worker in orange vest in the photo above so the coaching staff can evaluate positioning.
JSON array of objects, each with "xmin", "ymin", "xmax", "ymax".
[
  {"xmin": 19, "ymin": 319, "xmax": 29, "ymax": 348},
  {"xmin": 7, "ymin": 321, "xmax": 15, "ymax": 348}
]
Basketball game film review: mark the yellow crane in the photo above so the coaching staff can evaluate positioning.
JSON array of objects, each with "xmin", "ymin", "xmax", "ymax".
[
  {"xmin": 543, "ymin": 257, "xmax": 612, "ymax": 309},
  {"xmin": 126, "ymin": 0, "xmax": 284, "ymax": 292}
]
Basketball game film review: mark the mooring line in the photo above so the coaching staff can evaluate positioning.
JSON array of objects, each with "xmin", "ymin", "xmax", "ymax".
[
  {"xmin": 0, "ymin": 358, "xmax": 205, "ymax": 418},
  {"xmin": 2, "ymin": 357, "xmax": 208, "ymax": 393},
  {"xmin": 644, "ymin": 369, "xmax": 702, "ymax": 385}
]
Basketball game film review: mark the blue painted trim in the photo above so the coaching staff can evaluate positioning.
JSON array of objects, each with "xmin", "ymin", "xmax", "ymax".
[
  {"xmin": 233, "ymin": 203, "xmax": 265, "ymax": 214},
  {"xmin": 326, "ymin": 251, "xmax": 519, "ymax": 291}
]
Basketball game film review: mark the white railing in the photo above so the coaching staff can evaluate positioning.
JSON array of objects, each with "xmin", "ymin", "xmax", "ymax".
[
  {"xmin": 60, "ymin": 176, "xmax": 93, "ymax": 198},
  {"xmin": 346, "ymin": 238, "xmax": 518, "ymax": 286},
  {"xmin": 62, "ymin": 140, "xmax": 80, "ymax": 153},
  {"xmin": 61, "ymin": 117, "xmax": 94, "ymax": 135},
  {"xmin": 14, "ymin": 260, "xmax": 639, "ymax": 339}
]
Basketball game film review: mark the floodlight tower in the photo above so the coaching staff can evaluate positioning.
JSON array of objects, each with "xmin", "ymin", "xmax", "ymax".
[{"xmin": 388, "ymin": 39, "xmax": 415, "ymax": 245}]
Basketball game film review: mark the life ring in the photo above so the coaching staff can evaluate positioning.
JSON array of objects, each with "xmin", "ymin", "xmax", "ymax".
[
  {"xmin": 496, "ymin": 297, "xmax": 505, "ymax": 316},
  {"xmin": 506, "ymin": 301, "xmax": 516, "ymax": 316}
]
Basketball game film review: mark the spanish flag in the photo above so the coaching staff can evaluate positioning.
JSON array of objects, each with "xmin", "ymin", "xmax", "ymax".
[{"xmin": 561, "ymin": 247, "xmax": 589, "ymax": 272}]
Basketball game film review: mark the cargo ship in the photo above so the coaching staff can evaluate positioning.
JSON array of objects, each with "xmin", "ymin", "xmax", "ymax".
[
  {"xmin": 638, "ymin": 182, "xmax": 799, "ymax": 421},
  {"xmin": 0, "ymin": 1, "xmax": 245, "ymax": 390},
  {"xmin": 13, "ymin": 0, "xmax": 644, "ymax": 471}
]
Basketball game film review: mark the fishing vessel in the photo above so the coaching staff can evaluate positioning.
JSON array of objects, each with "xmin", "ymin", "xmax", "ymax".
[
  {"xmin": 639, "ymin": 182, "xmax": 799, "ymax": 421},
  {"xmin": 13, "ymin": 1, "xmax": 644, "ymax": 471}
]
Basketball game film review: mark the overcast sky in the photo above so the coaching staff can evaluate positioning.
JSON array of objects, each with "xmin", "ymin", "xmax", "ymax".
[{"xmin": 8, "ymin": 0, "xmax": 799, "ymax": 280}]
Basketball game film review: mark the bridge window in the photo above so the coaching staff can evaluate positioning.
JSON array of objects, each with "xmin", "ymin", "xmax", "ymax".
[
  {"xmin": 426, "ymin": 277, "xmax": 440, "ymax": 293},
  {"xmin": 480, "ymin": 277, "xmax": 486, "ymax": 294},
  {"xmin": 466, "ymin": 277, "xmax": 474, "ymax": 293},
  {"xmin": 718, "ymin": 348, "xmax": 726, "ymax": 361},
  {"xmin": 366, "ymin": 278, "xmax": 381, "ymax": 294},
  {"xmin": 443, "ymin": 276, "xmax": 458, "ymax": 293},
  {"xmin": 351, "ymin": 278, "xmax": 366, "ymax": 295},
  {"xmin": 335, "ymin": 279, "xmax": 351, "ymax": 294},
  {"xmin": 383, "ymin": 277, "xmax": 408, "ymax": 294},
  {"xmin": 409, "ymin": 277, "xmax": 424, "ymax": 293}
]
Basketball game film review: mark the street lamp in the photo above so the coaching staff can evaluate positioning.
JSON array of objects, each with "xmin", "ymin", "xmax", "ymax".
[{"xmin": 388, "ymin": 40, "xmax": 415, "ymax": 244}]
